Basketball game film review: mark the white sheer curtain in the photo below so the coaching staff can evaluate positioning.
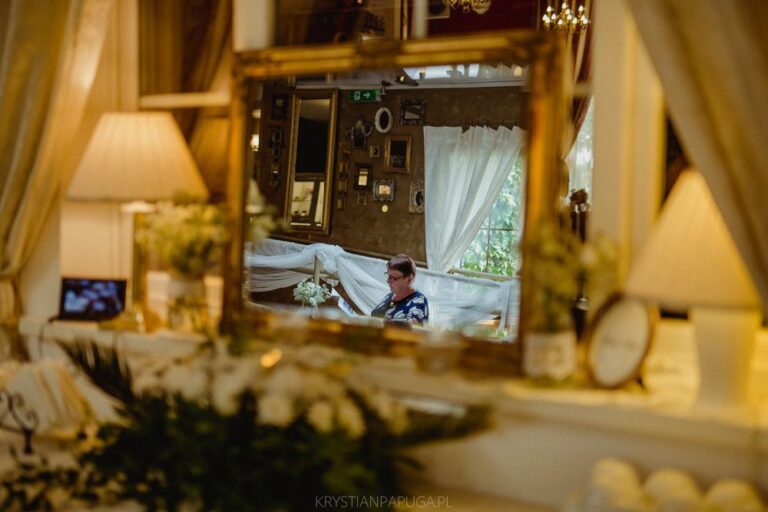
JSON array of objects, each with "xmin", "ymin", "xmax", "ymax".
[
  {"xmin": 566, "ymin": 97, "xmax": 594, "ymax": 198},
  {"xmin": 245, "ymin": 239, "xmax": 519, "ymax": 330},
  {"xmin": 626, "ymin": 0, "xmax": 768, "ymax": 317},
  {"xmin": 423, "ymin": 125, "xmax": 526, "ymax": 272}
]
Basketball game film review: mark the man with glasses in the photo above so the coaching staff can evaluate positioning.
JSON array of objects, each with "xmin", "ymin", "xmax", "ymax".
[{"xmin": 371, "ymin": 254, "xmax": 429, "ymax": 325}]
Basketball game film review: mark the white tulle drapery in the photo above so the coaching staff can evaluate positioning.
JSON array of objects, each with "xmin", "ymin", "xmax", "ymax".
[
  {"xmin": 245, "ymin": 239, "xmax": 519, "ymax": 330},
  {"xmin": 423, "ymin": 125, "xmax": 526, "ymax": 272}
]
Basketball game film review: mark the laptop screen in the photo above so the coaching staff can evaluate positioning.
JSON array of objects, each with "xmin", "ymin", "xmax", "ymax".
[{"xmin": 58, "ymin": 277, "xmax": 127, "ymax": 321}]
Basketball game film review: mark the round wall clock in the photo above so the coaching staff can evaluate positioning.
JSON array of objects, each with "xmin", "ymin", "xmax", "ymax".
[{"xmin": 585, "ymin": 293, "xmax": 658, "ymax": 389}]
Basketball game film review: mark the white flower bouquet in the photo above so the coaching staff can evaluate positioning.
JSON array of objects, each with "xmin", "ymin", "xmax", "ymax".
[
  {"xmin": 293, "ymin": 278, "xmax": 331, "ymax": 307},
  {"xmin": 527, "ymin": 225, "xmax": 617, "ymax": 333},
  {"xmin": 1, "ymin": 341, "xmax": 490, "ymax": 511},
  {"xmin": 139, "ymin": 201, "xmax": 229, "ymax": 278}
]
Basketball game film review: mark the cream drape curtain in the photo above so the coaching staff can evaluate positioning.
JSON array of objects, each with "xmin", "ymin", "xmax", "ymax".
[
  {"xmin": 0, "ymin": 0, "xmax": 112, "ymax": 353},
  {"xmin": 626, "ymin": 0, "xmax": 768, "ymax": 318}
]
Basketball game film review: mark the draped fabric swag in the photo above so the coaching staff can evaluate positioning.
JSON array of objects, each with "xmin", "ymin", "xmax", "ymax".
[
  {"xmin": 0, "ymin": 0, "xmax": 112, "ymax": 354},
  {"xmin": 245, "ymin": 239, "xmax": 519, "ymax": 330},
  {"xmin": 423, "ymin": 125, "xmax": 526, "ymax": 273},
  {"xmin": 626, "ymin": 0, "xmax": 768, "ymax": 317}
]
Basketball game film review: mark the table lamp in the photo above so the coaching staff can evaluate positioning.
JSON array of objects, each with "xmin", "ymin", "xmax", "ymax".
[
  {"xmin": 626, "ymin": 169, "xmax": 762, "ymax": 413},
  {"xmin": 67, "ymin": 111, "xmax": 209, "ymax": 331}
]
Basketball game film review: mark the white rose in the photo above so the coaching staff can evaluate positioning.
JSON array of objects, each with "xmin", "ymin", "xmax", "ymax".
[
  {"xmin": 211, "ymin": 357, "xmax": 261, "ymax": 415},
  {"xmin": 263, "ymin": 365, "xmax": 305, "ymax": 397},
  {"xmin": 258, "ymin": 393, "xmax": 296, "ymax": 427},
  {"xmin": 301, "ymin": 372, "xmax": 345, "ymax": 401},
  {"xmin": 365, "ymin": 391, "xmax": 409, "ymax": 434},
  {"xmin": 132, "ymin": 358, "xmax": 174, "ymax": 395},
  {"xmin": 306, "ymin": 400, "xmax": 334, "ymax": 434},
  {"xmin": 367, "ymin": 391, "xmax": 394, "ymax": 421},
  {"xmin": 161, "ymin": 363, "xmax": 207, "ymax": 402},
  {"xmin": 336, "ymin": 398, "xmax": 365, "ymax": 438}
]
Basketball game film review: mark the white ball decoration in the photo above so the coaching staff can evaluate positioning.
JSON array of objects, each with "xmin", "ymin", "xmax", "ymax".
[
  {"xmin": 704, "ymin": 479, "xmax": 763, "ymax": 512},
  {"xmin": 643, "ymin": 468, "xmax": 703, "ymax": 512},
  {"xmin": 583, "ymin": 458, "xmax": 650, "ymax": 512}
]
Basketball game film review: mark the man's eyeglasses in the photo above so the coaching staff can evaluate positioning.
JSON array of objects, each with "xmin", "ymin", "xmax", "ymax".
[{"xmin": 385, "ymin": 273, "xmax": 405, "ymax": 283}]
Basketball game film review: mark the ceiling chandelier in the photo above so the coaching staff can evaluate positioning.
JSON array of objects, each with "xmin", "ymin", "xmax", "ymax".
[
  {"xmin": 542, "ymin": 2, "xmax": 590, "ymax": 32},
  {"xmin": 442, "ymin": 0, "xmax": 492, "ymax": 15}
]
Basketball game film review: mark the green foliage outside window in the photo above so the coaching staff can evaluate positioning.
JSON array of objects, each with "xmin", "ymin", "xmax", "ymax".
[{"xmin": 460, "ymin": 157, "xmax": 525, "ymax": 276}]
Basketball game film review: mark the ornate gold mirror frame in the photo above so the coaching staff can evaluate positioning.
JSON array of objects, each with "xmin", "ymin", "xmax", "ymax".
[
  {"xmin": 284, "ymin": 89, "xmax": 338, "ymax": 234},
  {"xmin": 223, "ymin": 31, "xmax": 567, "ymax": 343}
]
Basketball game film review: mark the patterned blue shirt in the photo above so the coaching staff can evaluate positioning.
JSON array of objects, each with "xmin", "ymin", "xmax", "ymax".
[{"xmin": 371, "ymin": 291, "xmax": 429, "ymax": 325}]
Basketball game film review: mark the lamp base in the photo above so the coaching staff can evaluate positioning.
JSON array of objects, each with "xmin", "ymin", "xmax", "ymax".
[
  {"xmin": 691, "ymin": 306, "xmax": 760, "ymax": 414},
  {"xmin": 99, "ymin": 307, "xmax": 146, "ymax": 333}
]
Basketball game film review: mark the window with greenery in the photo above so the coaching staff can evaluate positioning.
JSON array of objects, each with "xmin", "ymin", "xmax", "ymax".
[
  {"xmin": 458, "ymin": 101, "xmax": 594, "ymax": 277},
  {"xmin": 459, "ymin": 157, "xmax": 525, "ymax": 276}
]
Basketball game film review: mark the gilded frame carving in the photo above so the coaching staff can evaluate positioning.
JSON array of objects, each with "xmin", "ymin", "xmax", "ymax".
[{"xmin": 224, "ymin": 31, "xmax": 568, "ymax": 343}]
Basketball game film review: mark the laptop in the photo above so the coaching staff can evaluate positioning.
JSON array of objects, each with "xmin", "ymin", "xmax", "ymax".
[{"xmin": 57, "ymin": 277, "xmax": 127, "ymax": 322}]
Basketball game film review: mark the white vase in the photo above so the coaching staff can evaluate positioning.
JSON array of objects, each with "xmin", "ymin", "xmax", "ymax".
[
  {"xmin": 523, "ymin": 330, "xmax": 577, "ymax": 381},
  {"xmin": 167, "ymin": 275, "xmax": 208, "ymax": 333}
]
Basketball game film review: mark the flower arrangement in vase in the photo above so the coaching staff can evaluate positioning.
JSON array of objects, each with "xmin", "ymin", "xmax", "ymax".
[
  {"xmin": 138, "ymin": 200, "xmax": 229, "ymax": 332},
  {"xmin": 524, "ymin": 224, "xmax": 617, "ymax": 382},
  {"xmin": 0, "ymin": 340, "xmax": 490, "ymax": 511},
  {"xmin": 293, "ymin": 278, "xmax": 331, "ymax": 308},
  {"xmin": 139, "ymin": 200, "xmax": 229, "ymax": 280}
]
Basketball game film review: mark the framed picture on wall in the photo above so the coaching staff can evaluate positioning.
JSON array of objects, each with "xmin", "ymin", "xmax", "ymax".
[
  {"xmin": 354, "ymin": 164, "xmax": 372, "ymax": 191},
  {"xmin": 373, "ymin": 180, "xmax": 395, "ymax": 201},
  {"xmin": 385, "ymin": 135, "xmax": 411, "ymax": 173},
  {"xmin": 400, "ymin": 99, "xmax": 426, "ymax": 126}
]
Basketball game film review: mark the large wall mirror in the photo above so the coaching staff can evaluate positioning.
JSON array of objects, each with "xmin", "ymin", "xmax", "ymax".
[
  {"xmin": 285, "ymin": 91, "xmax": 337, "ymax": 233},
  {"xmin": 225, "ymin": 32, "xmax": 567, "ymax": 345}
]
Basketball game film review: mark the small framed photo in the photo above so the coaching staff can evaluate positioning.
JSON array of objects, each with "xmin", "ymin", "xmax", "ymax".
[
  {"xmin": 400, "ymin": 99, "xmax": 426, "ymax": 126},
  {"xmin": 373, "ymin": 179, "xmax": 395, "ymax": 201},
  {"xmin": 369, "ymin": 145, "xmax": 381, "ymax": 159},
  {"xmin": 354, "ymin": 164, "xmax": 372, "ymax": 191},
  {"xmin": 385, "ymin": 136, "xmax": 411, "ymax": 173},
  {"xmin": 271, "ymin": 95, "xmax": 289, "ymax": 121},
  {"xmin": 585, "ymin": 293, "xmax": 658, "ymax": 389}
]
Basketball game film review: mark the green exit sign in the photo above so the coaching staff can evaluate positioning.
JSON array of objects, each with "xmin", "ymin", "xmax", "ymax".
[{"xmin": 349, "ymin": 89, "xmax": 381, "ymax": 103}]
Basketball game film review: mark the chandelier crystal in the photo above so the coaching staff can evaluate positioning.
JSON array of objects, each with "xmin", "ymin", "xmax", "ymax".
[
  {"xmin": 442, "ymin": 0, "xmax": 491, "ymax": 15},
  {"xmin": 542, "ymin": 2, "xmax": 590, "ymax": 32}
]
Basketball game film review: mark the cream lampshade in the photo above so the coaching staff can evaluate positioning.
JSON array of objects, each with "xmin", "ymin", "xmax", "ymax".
[
  {"xmin": 626, "ymin": 169, "xmax": 762, "ymax": 413},
  {"xmin": 68, "ymin": 111, "xmax": 208, "ymax": 202},
  {"xmin": 67, "ymin": 111, "xmax": 209, "ymax": 330}
]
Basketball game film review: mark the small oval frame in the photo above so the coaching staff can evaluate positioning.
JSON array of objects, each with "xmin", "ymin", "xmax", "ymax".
[
  {"xmin": 584, "ymin": 293, "xmax": 658, "ymax": 389},
  {"xmin": 374, "ymin": 107, "xmax": 393, "ymax": 134}
]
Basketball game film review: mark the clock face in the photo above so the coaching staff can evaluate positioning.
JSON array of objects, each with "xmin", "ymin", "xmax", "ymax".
[{"xmin": 586, "ymin": 294, "xmax": 657, "ymax": 388}]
